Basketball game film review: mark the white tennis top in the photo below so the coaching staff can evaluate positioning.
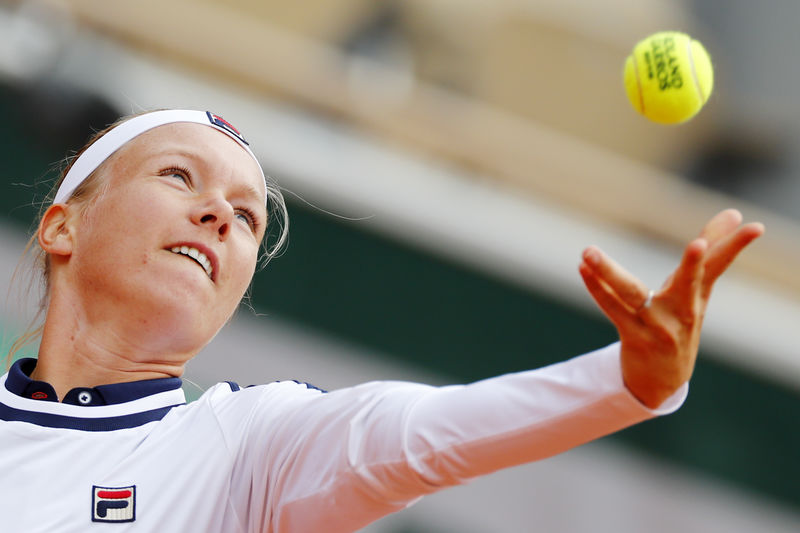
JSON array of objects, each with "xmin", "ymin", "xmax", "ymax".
[{"xmin": 0, "ymin": 343, "xmax": 685, "ymax": 532}]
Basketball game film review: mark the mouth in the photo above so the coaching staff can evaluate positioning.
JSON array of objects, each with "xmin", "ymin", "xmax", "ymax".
[{"xmin": 166, "ymin": 243, "xmax": 218, "ymax": 282}]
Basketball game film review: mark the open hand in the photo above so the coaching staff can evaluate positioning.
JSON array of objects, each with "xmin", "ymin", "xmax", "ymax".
[{"xmin": 578, "ymin": 209, "xmax": 765, "ymax": 408}]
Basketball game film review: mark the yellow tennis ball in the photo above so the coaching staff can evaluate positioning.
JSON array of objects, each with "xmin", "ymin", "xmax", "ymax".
[{"xmin": 624, "ymin": 31, "xmax": 714, "ymax": 124}]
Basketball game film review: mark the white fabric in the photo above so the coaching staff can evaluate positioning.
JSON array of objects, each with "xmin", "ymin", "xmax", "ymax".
[
  {"xmin": 0, "ymin": 343, "xmax": 686, "ymax": 532},
  {"xmin": 53, "ymin": 110, "xmax": 266, "ymax": 205}
]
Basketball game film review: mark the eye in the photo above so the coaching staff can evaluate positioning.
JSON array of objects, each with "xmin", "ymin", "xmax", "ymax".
[
  {"xmin": 235, "ymin": 206, "xmax": 260, "ymax": 233},
  {"xmin": 160, "ymin": 166, "xmax": 192, "ymax": 185}
]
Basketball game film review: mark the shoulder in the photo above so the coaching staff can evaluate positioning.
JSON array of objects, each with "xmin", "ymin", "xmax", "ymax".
[
  {"xmin": 176, "ymin": 379, "xmax": 326, "ymax": 448},
  {"xmin": 194, "ymin": 379, "xmax": 327, "ymax": 414},
  {"xmin": 216, "ymin": 380, "xmax": 326, "ymax": 394}
]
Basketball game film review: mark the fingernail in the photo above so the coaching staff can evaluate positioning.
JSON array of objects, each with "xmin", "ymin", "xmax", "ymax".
[{"xmin": 584, "ymin": 247, "xmax": 600, "ymax": 265}]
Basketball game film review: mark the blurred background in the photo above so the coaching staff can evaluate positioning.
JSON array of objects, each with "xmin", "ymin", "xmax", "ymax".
[{"xmin": 0, "ymin": 0, "xmax": 798, "ymax": 531}]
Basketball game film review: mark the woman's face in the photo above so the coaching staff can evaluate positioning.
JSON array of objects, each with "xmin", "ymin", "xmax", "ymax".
[{"xmin": 61, "ymin": 123, "xmax": 267, "ymax": 360}]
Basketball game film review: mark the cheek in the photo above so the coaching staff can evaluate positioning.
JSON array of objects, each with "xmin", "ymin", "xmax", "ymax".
[
  {"xmin": 228, "ymin": 243, "xmax": 259, "ymax": 294},
  {"xmin": 75, "ymin": 194, "xmax": 162, "ymax": 267},
  {"xmin": 81, "ymin": 185, "xmax": 156, "ymax": 228}
]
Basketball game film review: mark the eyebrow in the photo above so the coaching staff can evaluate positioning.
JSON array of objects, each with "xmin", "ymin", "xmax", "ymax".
[{"xmin": 237, "ymin": 183, "xmax": 268, "ymax": 209}]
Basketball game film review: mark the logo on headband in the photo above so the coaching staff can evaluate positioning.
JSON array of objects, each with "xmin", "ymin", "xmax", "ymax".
[{"xmin": 206, "ymin": 112, "xmax": 249, "ymax": 145}]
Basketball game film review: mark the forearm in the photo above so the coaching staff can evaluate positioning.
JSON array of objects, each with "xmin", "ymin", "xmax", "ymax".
[
  {"xmin": 271, "ymin": 343, "xmax": 686, "ymax": 531},
  {"xmin": 397, "ymin": 342, "xmax": 686, "ymax": 487}
]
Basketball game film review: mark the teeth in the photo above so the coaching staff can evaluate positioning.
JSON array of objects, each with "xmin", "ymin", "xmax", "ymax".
[
  {"xmin": 198, "ymin": 253, "xmax": 211, "ymax": 275},
  {"xmin": 170, "ymin": 246, "xmax": 214, "ymax": 279}
]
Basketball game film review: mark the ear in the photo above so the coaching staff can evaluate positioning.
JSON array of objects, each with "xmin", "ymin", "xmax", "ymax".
[{"xmin": 38, "ymin": 204, "xmax": 74, "ymax": 257}]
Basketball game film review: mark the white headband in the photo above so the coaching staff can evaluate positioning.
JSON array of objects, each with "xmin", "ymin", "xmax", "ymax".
[{"xmin": 53, "ymin": 110, "xmax": 266, "ymax": 205}]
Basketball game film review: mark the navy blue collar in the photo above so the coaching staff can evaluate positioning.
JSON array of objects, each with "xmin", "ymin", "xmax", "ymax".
[{"xmin": 5, "ymin": 358, "xmax": 183, "ymax": 406}]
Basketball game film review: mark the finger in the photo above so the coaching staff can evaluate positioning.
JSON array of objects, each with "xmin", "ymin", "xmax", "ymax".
[
  {"xmin": 699, "ymin": 209, "xmax": 743, "ymax": 245},
  {"xmin": 578, "ymin": 261, "xmax": 637, "ymax": 329},
  {"xmin": 702, "ymin": 221, "xmax": 765, "ymax": 296},
  {"xmin": 665, "ymin": 238, "xmax": 707, "ymax": 320},
  {"xmin": 582, "ymin": 246, "xmax": 650, "ymax": 311}
]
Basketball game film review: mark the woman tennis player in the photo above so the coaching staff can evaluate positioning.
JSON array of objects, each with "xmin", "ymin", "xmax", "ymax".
[{"xmin": 0, "ymin": 110, "xmax": 763, "ymax": 531}]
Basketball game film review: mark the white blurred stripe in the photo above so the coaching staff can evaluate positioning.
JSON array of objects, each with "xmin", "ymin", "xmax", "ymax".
[{"xmin": 25, "ymin": 23, "xmax": 800, "ymax": 391}]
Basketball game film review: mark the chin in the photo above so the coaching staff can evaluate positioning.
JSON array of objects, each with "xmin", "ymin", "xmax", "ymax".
[
  {"xmin": 144, "ymin": 319, "xmax": 220, "ymax": 357},
  {"xmin": 134, "ymin": 298, "xmax": 227, "ymax": 353}
]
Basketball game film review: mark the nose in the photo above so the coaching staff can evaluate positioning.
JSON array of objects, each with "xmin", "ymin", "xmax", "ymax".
[{"xmin": 191, "ymin": 195, "xmax": 232, "ymax": 240}]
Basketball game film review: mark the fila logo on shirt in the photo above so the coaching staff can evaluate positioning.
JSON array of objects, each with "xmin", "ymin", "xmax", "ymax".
[{"xmin": 92, "ymin": 485, "xmax": 136, "ymax": 523}]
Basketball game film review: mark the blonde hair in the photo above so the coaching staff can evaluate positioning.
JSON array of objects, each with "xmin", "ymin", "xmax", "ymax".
[{"xmin": 5, "ymin": 110, "xmax": 288, "ymax": 365}]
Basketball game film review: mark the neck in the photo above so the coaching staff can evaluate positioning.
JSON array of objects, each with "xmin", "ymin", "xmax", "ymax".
[
  {"xmin": 32, "ymin": 341, "xmax": 182, "ymax": 401},
  {"xmin": 33, "ymin": 290, "xmax": 190, "ymax": 401}
]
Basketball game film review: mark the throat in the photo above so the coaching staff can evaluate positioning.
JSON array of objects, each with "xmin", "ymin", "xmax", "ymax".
[{"xmin": 32, "ymin": 341, "xmax": 185, "ymax": 401}]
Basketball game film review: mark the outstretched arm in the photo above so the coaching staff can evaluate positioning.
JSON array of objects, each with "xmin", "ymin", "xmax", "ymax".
[
  {"xmin": 578, "ymin": 209, "xmax": 765, "ymax": 408},
  {"xmin": 219, "ymin": 210, "xmax": 763, "ymax": 531}
]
